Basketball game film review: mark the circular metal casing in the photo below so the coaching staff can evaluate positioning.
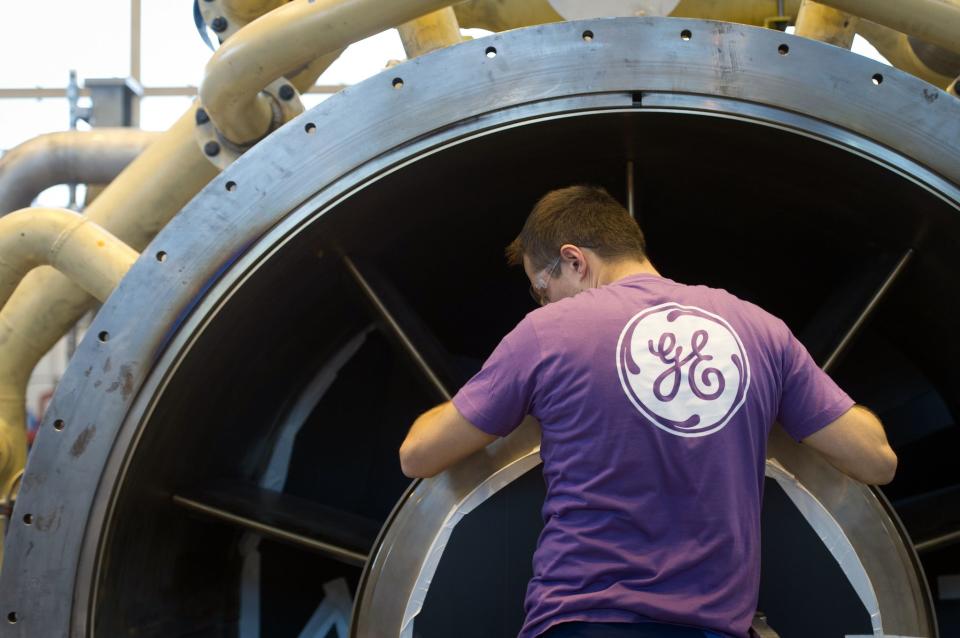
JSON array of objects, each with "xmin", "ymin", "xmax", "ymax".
[{"xmin": 2, "ymin": 17, "xmax": 958, "ymax": 637}]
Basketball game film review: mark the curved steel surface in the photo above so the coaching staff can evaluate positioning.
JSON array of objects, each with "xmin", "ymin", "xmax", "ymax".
[
  {"xmin": 1, "ymin": 17, "xmax": 958, "ymax": 637},
  {"xmin": 354, "ymin": 446, "xmax": 893, "ymax": 637}
]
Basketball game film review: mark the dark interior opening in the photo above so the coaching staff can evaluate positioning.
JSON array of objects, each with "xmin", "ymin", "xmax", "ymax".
[{"xmin": 96, "ymin": 110, "xmax": 959, "ymax": 636}]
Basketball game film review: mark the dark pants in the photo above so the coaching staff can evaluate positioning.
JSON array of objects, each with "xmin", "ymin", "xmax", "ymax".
[{"xmin": 541, "ymin": 621, "xmax": 720, "ymax": 638}]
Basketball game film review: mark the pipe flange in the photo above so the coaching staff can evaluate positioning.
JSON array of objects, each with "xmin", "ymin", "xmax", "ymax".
[
  {"xmin": 194, "ymin": 77, "xmax": 303, "ymax": 170},
  {"xmin": 198, "ymin": 0, "xmax": 287, "ymax": 44},
  {"xmin": 197, "ymin": 0, "xmax": 240, "ymax": 43}
]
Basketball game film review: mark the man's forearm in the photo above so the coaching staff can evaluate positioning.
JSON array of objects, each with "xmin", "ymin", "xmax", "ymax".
[
  {"xmin": 399, "ymin": 401, "xmax": 498, "ymax": 478},
  {"xmin": 402, "ymin": 402, "xmax": 451, "ymax": 452}
]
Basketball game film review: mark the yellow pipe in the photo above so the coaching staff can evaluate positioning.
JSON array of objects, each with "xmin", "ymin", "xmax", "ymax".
[
  {"xmin": 200, "ymin": 0, "xmax": 288, "ymax": 42},
  {"xmin": 223, "ymin": 0, "xmax": 287, "ymax": 22},
  {"xmin": 0, "ymin": 209, "xmax": 137, "ymax": 563},
  {"xmin": 80, "ymin": 104, "xmax": 218, "ymax": 246},
  {"xmin": 200, "ymin": 0, "xmax": 460, "ymax": 146},
  {"xmin": 0, "ymin": 208, "xmax": 137, "ymax": 309},
  {"xmin": 670, "ymin": 0, "xmax": 801, "ymax": 24},
  {"xmin": 452, "ymin": 0, "xmax": 805, "ymax": 31},
  {"xmin": 795, "ymin": 0, "xmax": 857, "ymax": 48},
  {"xmin": 816, "ymin": 0, "xmax": 960, "ymax": 56},
  {"xmin": 0, "ymin": 0, "xmax": 436, "ymax": 536},
  {"xmin": 452, "ymin": 0, "xmax": 560, "ymax": 31},
  {"xmin": 0, "ymin": 103, "xmax": 216, "ymax": 513},
  {"xmin": 203, "ymin": 0, "xmax": 345, "ymax": 93},
  {"xmin": 287, "ymin": 48, "xmax": 346, "ymax": 94},
  {"xmin": 0, "ymin": 0, "xmax": 329, "ymax": 567},
  {"xmin": 398, "ymin": 8, "xmax": 462, "ymax": 58},
  {"xmin": 83, "ymin": 184, "xmax": 107, "ymax": 208}
]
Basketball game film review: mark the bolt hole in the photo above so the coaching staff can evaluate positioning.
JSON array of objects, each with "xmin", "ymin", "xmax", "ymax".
[
  {"xmin": 22, "ymin": 514, "xmax": 32, "ymax": 525},
  {"xmin": 304, "ymin": 122, "xmax": 317, "ymax": 134},
  {"xmin": 582, "ymin": 30, "xmax": 594, "ymax": 42},
  {"xmin": 225, "ymin": 181, "xmax": 237, "ymax": 192},
  {"xmin": 98, "ymin": 331, "xmax": 109, "ymax": 343},
  {"xmin": 53, "ymin": 419, "xmax": 64, "ymax": 431},
  {"xmin": 778, "ymin": 43, "xmax": 789, "ymax": 55},
  {"xmin": 485, "ymin": 46, "xmax": 497, "ymax": 58},
  {"xmin": 872, "ymin": 73, "xmax": 883, "ymax": 85},
  {"xmin": 156, "ymin": 251, "xmax": 167, "ymax": 262},
  {"xmin": 392, "ymin": 77, "xmax": 404, "ymax": 89},
  {"xmin": 7, "ymin": 612, "xmax": 16, "ymax": 624},
  {"xmin": 680, "ymin": 29, "xmax": 692, "ymax": 41}
]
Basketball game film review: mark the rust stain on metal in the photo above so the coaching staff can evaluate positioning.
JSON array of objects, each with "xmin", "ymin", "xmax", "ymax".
[
  {"xmin": 120, "ymin": 364, "xmax": 134, "ymax": 399},
  {"xmin": 70, "ymin": 425, "xmax": 96, "ymax": 458},
  {"xmin": 35, "ymin": 506, "xmax": 64, "ymax": 532},
  {"xmin": 21, "ymin": 472, "xmax": 44, "ymax": 492},
  {"xmin": 105, "ymin": 365, "xmax": 134, "ymax": 399}
]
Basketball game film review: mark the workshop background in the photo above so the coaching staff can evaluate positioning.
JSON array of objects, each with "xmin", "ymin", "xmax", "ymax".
[{"xmin": 0, "ymin": 1, "xmax": 958, "ymax": 637}]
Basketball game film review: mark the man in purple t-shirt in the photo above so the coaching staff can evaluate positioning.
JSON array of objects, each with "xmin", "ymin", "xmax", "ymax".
[{"xmin": 399, "ymin": 185, "xmax": 897, "ymax": 638}]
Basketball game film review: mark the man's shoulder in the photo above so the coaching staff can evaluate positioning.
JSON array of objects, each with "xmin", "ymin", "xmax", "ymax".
[
  {"xmin": 639, "ymin": 280, "xmax": 790, "ymax": 353},
  {"xmin": 684, "ymin": 282, "xmax": 784, "ymax": 324}
]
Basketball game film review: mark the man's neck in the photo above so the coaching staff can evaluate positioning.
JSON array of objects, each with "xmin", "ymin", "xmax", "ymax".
[{"xmin": 595, "ymin": 259, "xmax": 661, "ymax": 287}]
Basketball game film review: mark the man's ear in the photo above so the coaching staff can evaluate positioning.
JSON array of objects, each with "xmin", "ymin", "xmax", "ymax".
[
  {"xmin": 560, "ymin": 244, "xmax": 585, "ymax": 275},
  {"xmin": 569, "ymin": 246, "xmax": 589, "ymax": 278}
]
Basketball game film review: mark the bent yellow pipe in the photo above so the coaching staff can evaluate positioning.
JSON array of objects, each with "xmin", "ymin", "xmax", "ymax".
[
  {"xmin": 200, "ymin": 0, "xmax": 460, "ymax": 145},
  {"xmin": 0, "ymin": 208, "xmax": 137, "ymax": 309}
]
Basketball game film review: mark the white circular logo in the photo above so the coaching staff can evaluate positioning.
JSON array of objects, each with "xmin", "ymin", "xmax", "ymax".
[{"xmin": 615, "ymin": 303, "xmax": 750, "ymax": 437}]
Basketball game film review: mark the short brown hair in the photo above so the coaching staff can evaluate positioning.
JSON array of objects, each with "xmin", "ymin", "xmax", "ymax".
[{"xmin": 506, "ymin": 184, "xmax": 647, "ymax": 271}]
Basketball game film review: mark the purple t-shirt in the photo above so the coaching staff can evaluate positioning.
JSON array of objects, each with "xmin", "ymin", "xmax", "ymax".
[{"xmin": 451, "ymin": 273, "xmax": 855, "ymax": 638}]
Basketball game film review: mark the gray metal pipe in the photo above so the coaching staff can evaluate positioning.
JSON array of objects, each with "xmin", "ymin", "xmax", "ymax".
[
  {"xmin": 817, "ymin": 0, "xmax": 960, "ymax": 55},
  {"xmin": 0, "ymin": 130, "xmax": 159, "ymax": 216}
]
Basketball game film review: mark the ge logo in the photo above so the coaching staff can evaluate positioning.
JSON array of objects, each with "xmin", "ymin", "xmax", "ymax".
[{"xmin": 616, "ymin": 303, "xmax": 750, "ymax": 437}]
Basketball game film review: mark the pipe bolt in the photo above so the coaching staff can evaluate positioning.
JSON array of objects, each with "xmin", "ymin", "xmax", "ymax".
[
  {"xmin": 204, "ymin": 141, "xmax": 221, "ymax": 157},
  {"xmin": 278, "ymin": 84, "xmax": 296, "ymax": 101},
  {"xmin": 195, "ymin": 108, "xmax": 210, "ymax": 125},
  {"xmin": 210, "ymin": 16, "xmax": 228, "ymax": 33}
]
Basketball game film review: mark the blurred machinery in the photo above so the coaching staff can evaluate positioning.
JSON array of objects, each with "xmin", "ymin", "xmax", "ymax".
[{"xmin": 0, "ymin": 1, "xmax": 959, "ymax": 636}]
